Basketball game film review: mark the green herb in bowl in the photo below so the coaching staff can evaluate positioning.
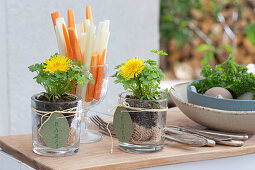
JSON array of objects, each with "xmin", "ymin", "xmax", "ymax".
[{"xmin": 193, "ymin": 54, "xmax": 255, "ymax": 99}]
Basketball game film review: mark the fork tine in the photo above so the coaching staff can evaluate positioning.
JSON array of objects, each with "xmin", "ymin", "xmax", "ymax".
[
  {"xmin": 90, "ymin": 117, "xmax": 101, "ymax": 129},
  {"xmin": 90, "ymin": 116, "xmax": 100, "ymax": 127},
  {"xmin": 95, "ymin": 115, "xmax": 114, "ymax": 130},
  {"xmin": 94, "ymin": 115, "xmax": 108, "ymax": 125},
  {"xmin": 95, "ymin": 117, "xmax": 114, "ymax": 132},
  {"xmin": 90, "ymin": 116, "xmax": 109, "ymax": 132},
  {"xmin": 94, "ymin": 116, "xmax": 109, "ymax": 127},
  {"xmin": 91, "ymin": 116, "xmax": 115, "ymax": 135},
  {"xmin": 91, "ymin": 116, "xmax": 105, "ymax": 129},
  {"xmin": 90, "ymin": 115, "xmax": 116, "ymax": 136}
]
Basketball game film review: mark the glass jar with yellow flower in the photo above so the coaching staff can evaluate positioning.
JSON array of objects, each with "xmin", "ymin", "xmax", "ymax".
[
  {"xmin": 29, "ymin": 53, "xmax": 92, "ymax": 156},
  {"xmin": 112, "ymin": 50, "xmax": 169, "ymax": 153}
]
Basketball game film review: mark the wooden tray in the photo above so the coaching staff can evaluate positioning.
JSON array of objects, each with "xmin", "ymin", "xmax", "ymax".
[{"xmin": 0, "ymin": 107, "xmax": 255, "ymax": 170}]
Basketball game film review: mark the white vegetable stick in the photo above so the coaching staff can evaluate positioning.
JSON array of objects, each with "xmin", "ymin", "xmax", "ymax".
[
  {"xmin": 104, "ymin": 32, "xmax": 110, "ymax": 50},
  {"xmin": 79, "ymin": 33, "xmax": 87, "ymax": 62},
  {"xmin": 104, "ymin": 20, "xmax": 110, "ymax": 32},
  {"xmin": 76, "ymin": 69, "xmax": 90, "ymax": 99},
  {"xmin": 102, "ymin": 32, "xmax": 110, "ymax": 50},
  {"xmin": 93, "ymin": 22, "xmax": 105, "ymax": 53},
  {"xmin": 76, "ymin": 85, "xmax": 82, "ymax": 97},
  {"xmin": 81, "ymin": 25, "xmax": 95, "ymax": 100},
  {"xmin": 78, "ymin": 20, "xmax": 90, "ymax": 100},
  {"xmin": 55, "ymin": 18, "xmax": 67, "ymax": 56},
  {"xmin": 96, "ymin": 21, "xmax": 110, "ymax": 59},
  {"xmin": 54, "ymin": 26, "xmax": 64, "ymax": 55},
  {"xmin": 83, "ymin": 20, "xmax": 86, "ymax": 33},
  {"xmin": 97, "ymin": 32, "xmax": 106, "ymax": 57},
  {"xmin": 102, "ymin": 21, "xmax": 110, "ymax": 51},
  {"xmin": 102, "ymin": 32, "xmax": 110, "ymax": 63},
  {"xmin": 77, "ymin": 35, "xmax": 88, "ymax": 99},
  {"xmin": 78, "ymin": 33, "xmax": 89, "ymax": 99},
  {"xmin": 76, "ymin": 73, "xmax": 88, "ymax": 100},
  {"xmin": 84, "ymin": 25, "xmax": 96, "ymax": 68},
  {"xmin": 76, "ymin": 23, "xmax": 84, "ymax": 39},
  {"xmin": 98, "ymin": 31, "xmax": 110, "ymax": 58},
  {"xmin": 80, "ymin": 79, "xmax": 88, "ymax": 101},
  {"xmin": 83, "ymin": 19, "xmax": 90, "ymax": 33},
  {"xmin": 94, "ymin": 21, "xmax": 108, "ymax": 55},
  {"xmin": 99, "ymin": 32, "xmax": 110, "ymax": 62}
]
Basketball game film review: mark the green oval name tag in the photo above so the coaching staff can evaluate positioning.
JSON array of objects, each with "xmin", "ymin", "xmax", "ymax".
[
  {"xmin": 113, "ymin": 107, "xmax": 133, "ymax": 143},
  {"xmin": 42, "ymin": 112, "xmax": 70, "ymax": 149}
]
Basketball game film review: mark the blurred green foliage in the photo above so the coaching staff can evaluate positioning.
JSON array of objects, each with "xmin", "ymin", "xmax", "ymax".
[
  {"xmin": 160, "ymin": 0, "xmax": 202, "ymax": 47},
  {"xmin": 160, "ymin": 0, "xmax": 246, "ymax": 65},
  {"xmin": 197, "ymin": 44, "xmax": 232, "ymax": 66},
  {"xmin": 246, "ymin": 23, "xmax": 255, "ymax": 46}
]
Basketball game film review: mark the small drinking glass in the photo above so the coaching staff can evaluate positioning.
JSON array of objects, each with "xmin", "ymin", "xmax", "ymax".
[
  {"xmin": 117, "ymin": 92, "xmax": 167, "ymax": 153},
  {"xmin": 31, "ymin": 93, "xmax": 82, "ymax": 156}
]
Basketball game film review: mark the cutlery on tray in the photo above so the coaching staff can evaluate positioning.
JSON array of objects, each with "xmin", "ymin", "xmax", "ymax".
[{"xmin": 90, "ymin": 115, "xmax": 248, "ymax": 147}]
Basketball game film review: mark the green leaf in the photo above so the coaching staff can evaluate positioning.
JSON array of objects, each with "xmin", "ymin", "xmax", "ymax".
[
  {"xmin": 219, "ymin": 45, "xmax": 232, "ymax": 53},
  {"xmin": 90, "ymin": 78, "xmax": 95, "ymax": 85},
  {"xmin": 158, "ymin": 50, "xmax": 168, "ymax": 56},
  {"xmin": 150, "ymin": 49, "xmax": 168, "ymax": 56},
  {"xmin": 202, "ymin": 52, "xmax": 214, "ymax": 66},
  {"xmin": 214, "ymin": 3, "xmax": 222, "ymax": 19},
  {"xmin": 150, "ymin": 49, "xmax": 158, "ymax": 54},
  {"xmin": 197, "ymin": 44, "xmax": 215, "ymax": 52},
  {"xmin": 246, "ymin": 23, "xmax": 255, "ymax": 46}
]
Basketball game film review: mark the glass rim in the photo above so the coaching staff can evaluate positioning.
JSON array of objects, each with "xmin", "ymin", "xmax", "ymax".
[
  {"xmin": 31, "ymin": 93, "xmax": 82, "ymax": 104},
  {"xmin": 118, "ymin": 91, "xmax": 168, "ymax": 102}
]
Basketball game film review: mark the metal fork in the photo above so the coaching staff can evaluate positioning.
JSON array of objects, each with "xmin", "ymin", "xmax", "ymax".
[
  {"xmin": 90, "ymin": 115, "xmax": 213, "ymax": 147},
  {"xmin": 90, "ymin": 115, "xmax": 247, "ymax": 147},
  {"xmin": 90, "ymin": 116, "xmax": 116, "ymax": 136}
]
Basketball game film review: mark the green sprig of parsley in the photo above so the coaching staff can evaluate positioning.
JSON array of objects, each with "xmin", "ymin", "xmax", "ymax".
[{"xmin": 193, "ymin": 53, "xmax": 255, "ymax": 98}]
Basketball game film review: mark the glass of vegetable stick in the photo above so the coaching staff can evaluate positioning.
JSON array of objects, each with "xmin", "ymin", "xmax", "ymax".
[{"xmin": 78, "ymin": 64, "xmax": 109, "ymax": 143}]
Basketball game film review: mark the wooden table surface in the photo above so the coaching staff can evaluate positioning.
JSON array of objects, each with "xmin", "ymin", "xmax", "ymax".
[{"xmin": 1, "ymin": 107, "xmax": 255, "ymax": 170}]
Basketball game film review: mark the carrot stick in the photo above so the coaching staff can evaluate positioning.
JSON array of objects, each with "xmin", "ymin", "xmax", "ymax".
[
  {"xmin": 86, "ymin": 6, "xmax": 93, "ymax": 25},
  {"xmin": 93, "ymin": 49, "xmax": 106, "ymax": 100},
  {"xmin": 62, "ymin": 24, "xmax": 74, "ymax": 60},
  {"xmin": 68, "ymin": 27, "xmax": 83, "ymax": 63},
  {"xmin": 66, "ymin": 80, "xmax": 76, "ymax": 94},
  {"xmin": 68, "ymin": 9, "xmax": 75, "ymax": 28},
  {"xmin": 85, "ymin": 53, "xmax": 99, "ymax": 102},
  {"xmin": 51, "ymin": 11, "xmax": 59, "ymax": 26},
  {"xmin": 99, "ymin": 49, "xmax": 106, "ymax": 64},
  {"xmin": 68, "ymin": 27, "xmax": 78, "ymax": 94},
  {"xmin": 72, "ymin": 83, "xmax": 77, "ymax": 94}
]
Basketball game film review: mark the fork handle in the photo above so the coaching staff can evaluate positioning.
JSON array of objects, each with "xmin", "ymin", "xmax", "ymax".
[
  {"xmin": 165, "ymin": 134, "xmax": 205, "ymax": 147},
  {"xmin": 216, "ymin": 140, "xmax": 244, "ymax": 147},
  {"xmin": 196, "ymin": 129, "xmax": 248, "ymax": 141}
]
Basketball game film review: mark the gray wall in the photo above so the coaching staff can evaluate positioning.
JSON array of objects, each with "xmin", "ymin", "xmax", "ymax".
[{"xmin": 0, "ymin": 0, "xmax": 159, "ymax": 135}]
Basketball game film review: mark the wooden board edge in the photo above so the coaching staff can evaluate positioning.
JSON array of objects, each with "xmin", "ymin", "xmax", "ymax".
[
  {"xmin": 0, "ymin": 139, "xmax": 52, "ymax": 170},
  {"xmin": 82, "ymin": 145, "xmax": 255, "ymax": 169}
]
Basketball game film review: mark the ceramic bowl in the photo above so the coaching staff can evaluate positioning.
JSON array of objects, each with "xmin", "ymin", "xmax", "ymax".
[
  {"xmin": 170, "ymin": 82, "xmax": 255, "ymax": 133},
  {"xmin": 187, "ymin": 80, "xmax": 255, "ymax": 111}
]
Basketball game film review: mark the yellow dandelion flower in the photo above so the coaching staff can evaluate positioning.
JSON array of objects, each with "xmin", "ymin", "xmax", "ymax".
[
  {"xmin": 44, "ymin": 54, "xmax": 71, "ymax": 73},
  {"xmin": 120, "ymin": 57, "xmax": 144, "ymax": 78}
]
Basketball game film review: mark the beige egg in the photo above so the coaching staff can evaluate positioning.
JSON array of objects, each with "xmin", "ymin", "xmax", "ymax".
[
  {"xmin": 237, "ymin": 92, "xmax": 255, "ymax": 100},
  {"xmin": 204, "ymin": 87, "xmax": 233, "ymax": 99}
]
